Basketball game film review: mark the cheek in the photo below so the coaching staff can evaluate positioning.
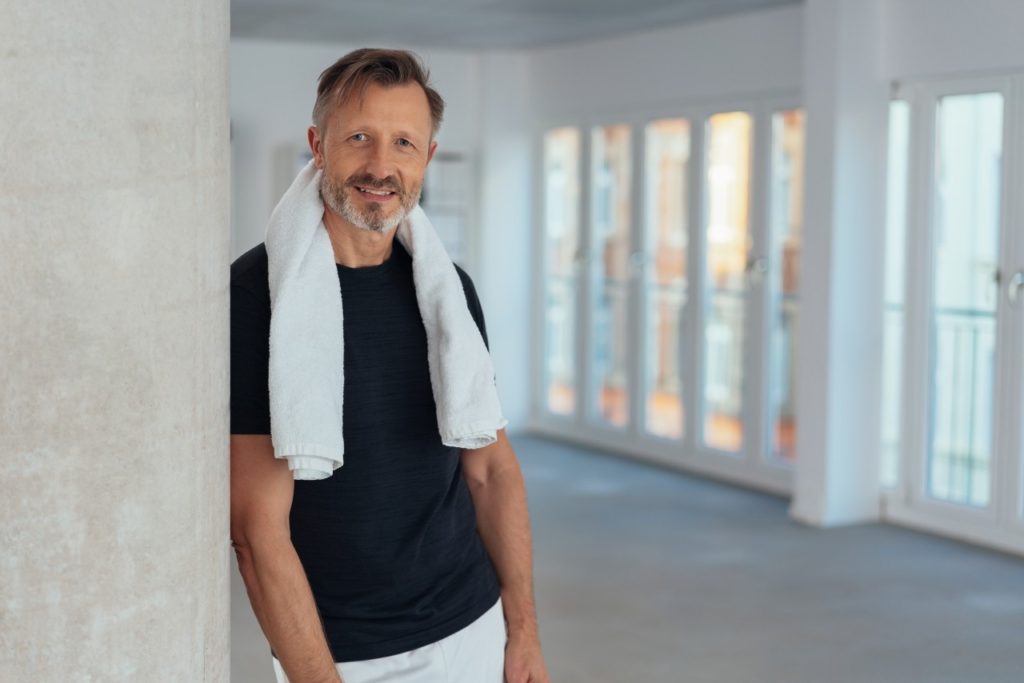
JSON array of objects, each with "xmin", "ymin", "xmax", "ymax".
[
  {"xmin": 334, "ymin": 164, "xmax": 361, "ymax": 185},
  {"xmin": 324, "ymin": 149, "xmax": 361, "ymax": 178},
  {"xmin": 399, "ymin": 163, "xmax": 426, "ymax": 186}
]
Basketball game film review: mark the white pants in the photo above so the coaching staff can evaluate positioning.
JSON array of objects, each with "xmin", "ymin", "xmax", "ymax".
[{"xmin": 272, "ymin": 597, "xmax": 506, "ymax": 683}]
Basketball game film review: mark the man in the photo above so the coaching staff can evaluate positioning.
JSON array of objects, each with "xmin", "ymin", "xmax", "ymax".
[{"xmin": 229, "ymin": 48, "xmax": 550, "ymax": 683}]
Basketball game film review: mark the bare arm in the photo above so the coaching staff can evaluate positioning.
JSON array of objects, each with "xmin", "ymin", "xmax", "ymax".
[
  {"xmin": 230, "ymin": 435, "xmax": 343, "ymax": 683},
  {"xmin": 461, "ymin": 428, "xmax": 549, "ymax": 683}
]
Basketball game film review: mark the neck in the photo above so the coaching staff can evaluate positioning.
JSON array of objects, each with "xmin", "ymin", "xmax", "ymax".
[{"xmin": 322, "ymin": 207, "xmax": 395, "ymax": 267}]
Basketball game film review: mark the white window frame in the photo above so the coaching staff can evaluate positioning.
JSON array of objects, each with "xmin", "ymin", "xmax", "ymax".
[
  {"xmin": 881, "ymin": 73, "xmax": 1024, "ymax": 556},
  {"xmin": 529, "ymin": 92, "xmax": 801, "ymax": 498}
]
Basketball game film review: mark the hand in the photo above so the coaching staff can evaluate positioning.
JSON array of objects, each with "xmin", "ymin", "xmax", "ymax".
[{"xmin": 504, "ymin": 630, "xmax": 550, "ymax": 683}]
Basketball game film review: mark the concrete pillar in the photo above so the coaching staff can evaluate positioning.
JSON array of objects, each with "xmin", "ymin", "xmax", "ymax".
[
  {"xmin": 1, "ymin": 2, "xmax": 231, "ymax": 680},
  {"xmin": 790, "ymin": 0, "xmax": 890, "ymax": 526}
]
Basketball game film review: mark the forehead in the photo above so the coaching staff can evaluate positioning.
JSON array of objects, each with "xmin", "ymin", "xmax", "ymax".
[{"xmin": 329, "ymin": 81, "xmax": 432, "ymax": 136}]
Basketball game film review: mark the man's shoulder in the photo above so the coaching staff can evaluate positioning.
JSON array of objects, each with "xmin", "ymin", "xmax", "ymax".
[{"xmin": 231, "ymin": 242, "xmax": 269, "ymax": 295}]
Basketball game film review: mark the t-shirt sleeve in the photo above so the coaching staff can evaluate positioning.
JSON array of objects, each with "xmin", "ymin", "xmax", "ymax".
[
  {"xmin": 456, "ymin": 265, "xmax": 489, "ymax": 352},
  {"xmin": 230, "ymin": 283, "xmax": 272, "ymax": 435},
  {"xmin": 456, "ymin": 266, "xmax": 501, "ymax": 400}
]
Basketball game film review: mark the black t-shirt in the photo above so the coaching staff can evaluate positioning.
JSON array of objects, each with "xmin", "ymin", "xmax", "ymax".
[{"xmin": 230, "ymin": 238, "xmax": 501, "ymax": 661}]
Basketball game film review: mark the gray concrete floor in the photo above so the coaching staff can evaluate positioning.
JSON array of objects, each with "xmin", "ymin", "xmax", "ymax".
[{"xmin": 232, "ymin": 434, "xmax": 1024, "ymax": 682}]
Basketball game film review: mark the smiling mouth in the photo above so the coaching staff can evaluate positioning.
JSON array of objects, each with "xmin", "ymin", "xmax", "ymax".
[{"xmin": 355, "ymin": 185, "xmax": 397, "ymax": 197}]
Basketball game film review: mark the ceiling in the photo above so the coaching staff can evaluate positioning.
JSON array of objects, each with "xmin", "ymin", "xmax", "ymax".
[{"xmin": 231, "ymin": 0, "xmax": 800, "ymax": 50}]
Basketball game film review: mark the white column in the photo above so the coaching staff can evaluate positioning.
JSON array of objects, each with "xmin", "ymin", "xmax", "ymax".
[
  {"xmin": 790, "ymin": 0, "xmax": 890, "ymax": 526},
  {"xmin": 0, "ymin": 2, "xmax": 231, "ymax": 679}
]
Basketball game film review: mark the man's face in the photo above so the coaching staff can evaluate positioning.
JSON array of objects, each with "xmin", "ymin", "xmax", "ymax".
[{"xmin": 310, "ymin": 81, "xmax": 437, "ymax": 234}]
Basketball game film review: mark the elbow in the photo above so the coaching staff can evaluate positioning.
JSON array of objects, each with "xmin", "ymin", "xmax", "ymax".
[
  {"xmin": 462, "ymin": 467, "xmax": 489, "ymax": 493},
  {"xmin": 463, "ymin": 460, "xmax": 521, "ymax": 496},
  {"xmin": 230, "ymin": 518, "xmax": 290, "ymax": 572},
  {"xmin": 231, "ymin": 529, "xmax": 258, "ymax": 577},
  {"xmin": 231, "ymin": 531, "xmax": 251, "ymax": 559}
]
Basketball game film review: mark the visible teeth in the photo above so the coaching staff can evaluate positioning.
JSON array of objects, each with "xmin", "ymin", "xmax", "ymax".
[{"xmin": 358, "ymin": 187, "xmax": 393, "ymax": 196}]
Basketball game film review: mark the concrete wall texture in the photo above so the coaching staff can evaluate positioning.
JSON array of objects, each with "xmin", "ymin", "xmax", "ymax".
[{"xmin": 0, "ymin": 2, "xmax": 232, "ymax": 680}]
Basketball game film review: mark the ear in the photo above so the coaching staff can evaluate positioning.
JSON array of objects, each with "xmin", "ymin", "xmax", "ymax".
[
  {"xmin": 308, "ymin": 126, "xmax": 324, "ymax": 168},
  {"xmin": 426, "ymin": 139, "xmax": 439, "ymax": 166}
]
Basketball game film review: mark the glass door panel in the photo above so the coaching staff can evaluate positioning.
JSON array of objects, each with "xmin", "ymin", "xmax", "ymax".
[
  {"xmin": 881, "ymin": 100, "xmax": 911, "ymax": 489},
  {"xmin": 590, "ymin": 125, "xmax": 633, "ymax": 428},
  {"xmin": 542, "ymin": 127, "xmax": 581, "ymax": 417},
  {"xmin": 643, "ymin": 119, "xmax": 690, "ymax": 439},
  {"xmin": 702, "ymin": 112, "xmax": 753, "ymax": 453},
  {"xmin": 927, "ymin": 92, "xmax": 1004, "ymax": 507},
  {"xmin": 767, "ymin": 109, "xmax": 804, "ymax": 464}
]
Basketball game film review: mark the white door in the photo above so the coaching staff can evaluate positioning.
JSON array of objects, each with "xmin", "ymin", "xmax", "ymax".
[
  {"xmin": 885, "ymin": 75, "xmax": 1024, "ymax": 554},
  {"xmin": 534, "ymin": 96, "xmax": 803, "ymax": 497}
]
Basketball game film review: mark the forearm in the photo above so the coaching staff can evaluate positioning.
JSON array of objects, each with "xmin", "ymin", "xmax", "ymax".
[
  {"xmin": 468, "ymin": 462, "xmax": 540, "ymax": 638},
  {"xmin": 235, "ymin": 538, "xmax": 343, "ymax": 683}
]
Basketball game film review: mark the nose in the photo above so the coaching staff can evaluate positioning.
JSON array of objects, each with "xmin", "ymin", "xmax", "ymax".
[{"xmin": 363, "ymin": 140, "xmax": 396, "ymax": 180}]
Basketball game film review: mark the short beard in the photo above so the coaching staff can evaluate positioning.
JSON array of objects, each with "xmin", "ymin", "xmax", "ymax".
[{"xmin": 320, "ymin": 170, "xmax": 421, "ymax": 234}]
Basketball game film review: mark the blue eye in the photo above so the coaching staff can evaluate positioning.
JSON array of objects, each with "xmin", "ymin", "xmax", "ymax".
[
  {"xmin": 397, "ymin": 138, "xmax": 412, "ymax": 147},
  {"xmin": 352, "ymin": 133, "xmax": 368, "ymax": 142}
]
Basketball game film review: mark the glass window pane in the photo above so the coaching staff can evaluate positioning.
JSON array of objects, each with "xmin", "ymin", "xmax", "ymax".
[
  {"xmin": 881, "ymin": 100, "xmax": 910, "ymax": 489},
  {"xmin": 927, "ymin": 92, "xmax": 1003, "ymax": 508},
  {"xmin": 702, "ymin": 112, "xmax": 752, "ymax": 453},
  {"xmin": 591, "ymin": 124, "xmax": 633, "ymax": 428},
  {"xmin": 543, "ymin": 127, "xmax": 581, "ymax": 416},
  {"xmin": 768, "ymin": 109, "xmax": 804, "ymax": 464},
  {"xmin": 643, "ymin": 119, "xmax": 690, "ymax": 440}
]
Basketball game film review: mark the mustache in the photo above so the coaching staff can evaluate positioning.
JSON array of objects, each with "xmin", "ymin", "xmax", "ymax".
[{"xmin": 345, "ymin": 175, "xmax": 403, "ymax": 195}]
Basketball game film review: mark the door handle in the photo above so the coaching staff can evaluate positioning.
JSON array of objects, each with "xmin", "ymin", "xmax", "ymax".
[
  {"xmin": 745, "ymin": 256, "xmax": 768, "ymax": 286},
  {"xmin": 1008, "ymin": 270, "xmax": 1024, "ymax": 305}
]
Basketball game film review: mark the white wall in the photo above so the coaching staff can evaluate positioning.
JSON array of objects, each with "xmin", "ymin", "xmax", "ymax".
[
  {"xmin": 476, "ymin": 50, "xmax": 534, "ymax": 432},
  {"xmin": 526, "ymin": 4, "xmax": 803, "ymax": 123},
  {"xmin": 880, "ymin": 0, "xmax": 1024, "ymax": 79}
]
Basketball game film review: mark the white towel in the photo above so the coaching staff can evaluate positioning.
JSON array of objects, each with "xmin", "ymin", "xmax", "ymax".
[{"xmin": 264, "ymin": 159, "xmax": 508, "ymax": 480}]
